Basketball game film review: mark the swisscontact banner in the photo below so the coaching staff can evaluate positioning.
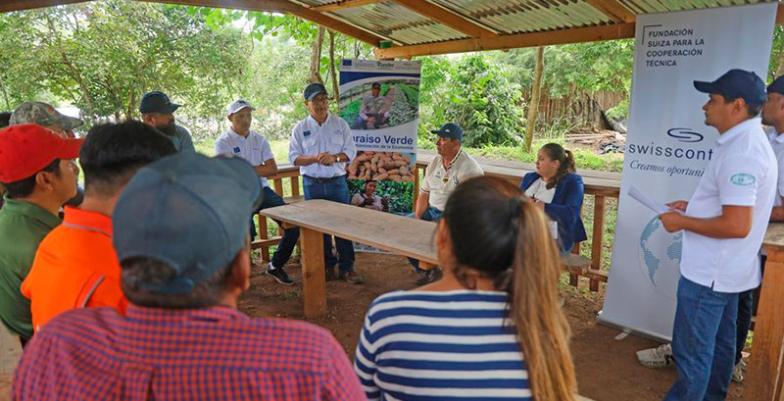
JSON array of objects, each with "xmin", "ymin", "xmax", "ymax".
[
  {"xmin": 600, "ymin": 4, "xmax": 776, "ymax": 341},
  {"xmin": 339, "ymin": 59, "xmax": 420, "ymax": 216}
]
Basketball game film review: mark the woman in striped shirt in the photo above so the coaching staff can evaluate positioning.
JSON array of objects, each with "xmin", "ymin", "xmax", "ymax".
[{"xmin": 355, "ymin": 176, "xmax": 576, "ymax": 401}]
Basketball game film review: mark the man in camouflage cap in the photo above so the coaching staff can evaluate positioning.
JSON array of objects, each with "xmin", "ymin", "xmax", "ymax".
[{"xmin": 10, "ymin": 102, "xmax": 83, "ymax": 139}]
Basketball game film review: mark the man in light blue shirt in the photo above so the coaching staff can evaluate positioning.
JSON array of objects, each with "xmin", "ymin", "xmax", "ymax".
[
  {"xmin": 289, "ymin": 83, "xmax": 361, "ymax": 284},
  {"xmin": 216, "ymin": 100, "xmax": 298, "ymax": 286}
]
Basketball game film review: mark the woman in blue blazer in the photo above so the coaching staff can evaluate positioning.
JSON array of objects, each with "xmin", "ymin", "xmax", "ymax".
[{"xmin": 520, "ymin": 143, "xmax": 587, "ymax": 253}]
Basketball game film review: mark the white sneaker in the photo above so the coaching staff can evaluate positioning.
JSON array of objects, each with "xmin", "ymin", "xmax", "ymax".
[
  {"xmin": 636, "ymin": 343, "xmax": 675, "ymax": 368},
  {"xmin": 732, "ymin": 359, "xmax": 746, "ymax": 383}
]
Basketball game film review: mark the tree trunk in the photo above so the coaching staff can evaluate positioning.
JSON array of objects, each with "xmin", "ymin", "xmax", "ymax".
[
  {"xmin": 328, "ymin": 31, "xmax": 340, "ymax": 108},
  {"xmin": 309, "ymin": 26, "xmax": 325, "ymax": 84},
  {"xmin": 524, "ymin": 46, "xmax": 545, "ymax": 153}
]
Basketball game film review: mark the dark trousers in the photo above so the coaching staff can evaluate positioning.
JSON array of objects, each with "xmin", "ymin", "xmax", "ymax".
[
  {"xmin": 252, "ymin": 187, "xmax": 300, "ymax": 269},
  {"xmin": 407, "ymin": 206, "xmax": 442, "ymax": 272},
  {"xmin": 303, "ymin": 175, "xmax": 355, "ymax": 273}
]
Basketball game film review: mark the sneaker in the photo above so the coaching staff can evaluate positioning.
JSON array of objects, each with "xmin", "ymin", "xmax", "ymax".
[
  {"xmin": 265, "ymin": 263, "xmax": 294, "ymax": 286},
  {"xmin": 732, "ymin": 359, "xmax": 746, "ymax": 383},
  {"xmin": 339, "ymin": 271, "xmax": 364, "ymax": 284},
  {"xmin": 415, "ymin": 269, "xmax": 443, "ymax": 286},
  {"xmin": 636, "ymin": 343, "xmax": 675, "ymax": 368}
]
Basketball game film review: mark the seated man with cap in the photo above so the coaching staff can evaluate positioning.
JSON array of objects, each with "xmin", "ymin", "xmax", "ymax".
[
  {"xmin": 21, "ymin": 121, "xmax": 176, "ymax": 334},
  {"xmin": 140, "ymin": 90, "xmax": 196, "ymax": 153},
  {"xmin": 658, "ymin": 69, "xmax": 776, "ymax": 401},
  {"xmin": 0, "ymin": 124, "xmax": 82, "ymax": 346},
  {"xmin": 216, "ymin": 99, "xmax": 299, "ymax": 286},
  {"xmin": 12, "ymin": 153, "xmax": 366, "ymax": 401},
  {"xmin": 289, "ymin": 82, "xmax": 362, "ymax": 284},
  {"xmin": 410, "ymin": 123, "xmax": 483, "ymax": 285}
]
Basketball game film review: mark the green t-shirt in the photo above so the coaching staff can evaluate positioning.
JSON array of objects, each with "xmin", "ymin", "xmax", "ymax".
[{"xmin": 0, "ymin": 198, "xmax": 60, "ymax": 340}]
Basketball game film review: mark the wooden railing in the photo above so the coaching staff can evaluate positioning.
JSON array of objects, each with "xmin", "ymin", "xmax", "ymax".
[{"xmin": 256, "ymin": 152, "xmax": 622, "ymax": 291}]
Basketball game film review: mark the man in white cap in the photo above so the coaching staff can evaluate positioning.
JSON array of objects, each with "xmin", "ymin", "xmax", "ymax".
[{"xmin": 215, "ymin": 100, "xmax": 299, "ymax": 286}]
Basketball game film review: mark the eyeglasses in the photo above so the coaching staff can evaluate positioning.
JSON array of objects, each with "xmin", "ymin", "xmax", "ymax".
[{"xmin": 310, "ymin": 95, "xmax": 330, "ymax": 103}]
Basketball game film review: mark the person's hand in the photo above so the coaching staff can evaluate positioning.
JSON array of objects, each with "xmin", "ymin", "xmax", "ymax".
[
  {"xmin": 659, "ymin": 211, "xmax": 684, "ymax": 233},
  {"xmin": 363, "ymin": 196, "xmax": 374, "ymax": 206},
  {"xmin": 318, "ymin": 152, "xmax": 336, "ymax": 165},
  {"xmin": 667, "ymin": 200, "xmax": 689, "ymax": 212},
  {"xmin": 532, "ymin": 198, "xmax": 546, "ymax": 209}
]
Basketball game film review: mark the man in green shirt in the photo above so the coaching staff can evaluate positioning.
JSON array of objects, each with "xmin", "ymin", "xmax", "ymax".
[{"xmin": 0, "ymin": 124, "xmax": 82, "ymax": 345}]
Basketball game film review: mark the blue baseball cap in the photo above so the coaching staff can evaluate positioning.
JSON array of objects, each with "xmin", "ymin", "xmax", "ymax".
[
  {"xmin": 768, "ymin": 75, "xmax": 784, "ymax": 96},
  {"xmin": 304, "ymin": 83, "xmax": 328, "ymax": 101},
  {"xmin": 113, "ymin": 152, "xmax": 262, "ymax": 294},
  {"xmin": 693, "ymin": 69, "xmax": 767, "ymax": 106},
  {"xmin": 139, "ymin": 91, "xmax": 181, "ymax": 114},
  {"xmin": 431, "ymin": 123, "xmax": 463, "ymax": 141}
]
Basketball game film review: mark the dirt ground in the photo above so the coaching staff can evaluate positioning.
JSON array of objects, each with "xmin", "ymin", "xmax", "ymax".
[
  {"xmin": 0, "ymin": 251, "xmax": 745, "ymax": 401},
  {"xmin": 242, "ymin": 252, "xmax": 745, "ymax": 401}
]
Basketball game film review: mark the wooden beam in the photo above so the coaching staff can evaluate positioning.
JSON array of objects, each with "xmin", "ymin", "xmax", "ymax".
[
  {"xmin": 393, "ymin": 0, "xmax": 496, "ymax": 38},
  {"xmin": 140, "ymin": 0, "xmax": 383, "ymax": 46},
  {"xmin": 0, "ymin": 0, "xmax": 90, "ymax": 12},
  {"xmin": 584, "ymin": 0, "xmax": 635, "ymax": 23},
  {"xmin": 310, "ymin": 0, "xmax": 381, "ymax": 13},
  {"xmin": 778, "ymin": 3, "xmax": 784, "ymax": 25},
  {"xmin": 375, "ymin": 22, "xmax": 635, "ymax": 58}
]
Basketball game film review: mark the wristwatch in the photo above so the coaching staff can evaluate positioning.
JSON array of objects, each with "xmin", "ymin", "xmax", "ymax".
[{"xmin": 335, "ymin": 154, "xmax": 344, "ymax": 162}]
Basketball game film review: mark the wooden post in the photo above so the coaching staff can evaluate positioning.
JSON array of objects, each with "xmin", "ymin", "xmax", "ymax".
[
  {"xmin": 745, "ymin": 249, "xmax": 784, "ymax": 401},
  {"xmin": 274, "ymin": 178, "xmax": 284, "ymax": 196},
  {"xmin": 300, "ymin": 227, "xmax": 327, "ymax": 318},
  {"xmin": 257, "ymin": 214, "xmax": 270, "ymax": 262},
  {"xmin": 413, "ymin": 164, "xmax": 421, "ymax": 210},
  {"xmin": 524, "ymin": 46, "xmax": 544, "ymax": 153},
  {"xmin": 590, "ymin": 195, "xmax": 605, "ymax": 292},
  {"xmin": 291, "ymin": 176, "xmax": 301, "ymax": 198}
]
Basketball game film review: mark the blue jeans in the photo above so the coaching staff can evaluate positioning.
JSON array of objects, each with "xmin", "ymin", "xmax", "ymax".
[
  {"xmin": 664, "ymin": 277, "xmax": 739, "ymax": 401},
  {"xmin": 303, "ymin": 176, "xmax": 355, "ymax": 273},
  {"xmin": 253, "ymin": 187, "xmax": 300, "ymax": 269},
  {"xmin": 407, "ymin": 206, "xmax": 442, "ymax": 271}
]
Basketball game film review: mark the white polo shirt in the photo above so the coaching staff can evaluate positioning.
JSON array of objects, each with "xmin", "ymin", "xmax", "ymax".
[
  {"xmin": 215, "ymin": 129, "xmax": 274, "ymax": 188},
  {"xmin": 421, "ymin": 149, "xmax": 484, "ymax": 211},
  {"xmin": 766, "ymin": 126, "xmax": 784, "ymax": 206},
  {"xmin": 680, "ymin": 117, "xmax": 776, "ymax": 293},
  {"xmin": 289, "ymin": 113, "xmax": 357, "ymax": 178}
]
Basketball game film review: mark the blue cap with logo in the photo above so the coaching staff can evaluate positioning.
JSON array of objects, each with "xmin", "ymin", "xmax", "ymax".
[
  {"xmin": 431, "ymin": 123, "xmax": 463, "ymax": 142},
  {"xmin": 139, "ymin": 91, "xmax": 181, "ymax": 114},
  {"xmin": 693, "ymin": 69, "xmax": 767, "ymax": 106},
  {"xmin": 113, "ymin": 152, "xmax": 262, "ymax": 294},
  {"xmin": 304, "ymin": 83, "xmax": 328, "ymax": 101},
  {"xmin": 768, "ymin": 75, "xmax": 784, "ymax": 96}
]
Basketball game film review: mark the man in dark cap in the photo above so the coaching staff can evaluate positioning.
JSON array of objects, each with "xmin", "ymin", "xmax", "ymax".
[
  {"xmin": 139, "ymin": 91, "xmax": 195, "ymax": 152},
  {"xmin": 13, "ymin": 153, "xmax": 366, "ymax": 401},
  {"xmin": 289, "ymin": 83, "xmax": 362, "ymax": 284},
  {"xmin": 659, "ymin": 69, "xmax": 776, "ymax": 401}
]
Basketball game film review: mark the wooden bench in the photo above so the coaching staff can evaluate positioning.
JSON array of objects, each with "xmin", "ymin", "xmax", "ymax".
[{"xmin": 259, "ymin": 199, "xmax": 438, "ymax": 317}]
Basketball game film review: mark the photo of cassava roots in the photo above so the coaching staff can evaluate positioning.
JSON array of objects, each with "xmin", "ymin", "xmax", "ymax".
[{"xmin": 347, "ymin": 151, "xmax": 415, "ymax": 182}]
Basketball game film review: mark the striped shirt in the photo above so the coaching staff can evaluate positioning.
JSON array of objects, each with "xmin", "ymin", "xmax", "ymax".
[{"xmin": 355, "ymin": 290, "xmax": 532, "ymax": 401}]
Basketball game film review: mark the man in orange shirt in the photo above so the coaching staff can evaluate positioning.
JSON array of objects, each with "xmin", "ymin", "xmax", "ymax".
[{"xmin": 22, "ymin": 120, "xmax": 176, "ymax": 332}]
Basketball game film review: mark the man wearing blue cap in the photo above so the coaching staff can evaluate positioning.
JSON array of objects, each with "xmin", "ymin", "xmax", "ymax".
[
  {"xmin": 764, "ymin": 75, "xmax": 784, "ymax": 222},
  {"xmin": 289, "ymin": 83, "xmax": 361, "ymax": 284},
  {"xmin": 13, "ymin": 153, "xmax": 366, "ymax": 401},
  {"xmin": 658, "ymin": 69, "xmax": 777, "ymax": 401},
  {"xmin": 411, "ymin": 123, "xmax": 483, "ymax": 284},
  {"xmin": 140, "ymin": 91, "xmax": 196, "ymax": 153},
  {"xmin": 216, "ymin": 99, "xmax": 299, "ymax": 286}
]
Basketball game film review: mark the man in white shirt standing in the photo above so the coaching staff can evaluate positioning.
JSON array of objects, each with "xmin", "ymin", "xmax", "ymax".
[
  {"xmin": 659, "ymin": 69, "xmax": 776, "ymax": 401},
  {"xmin": 215, "ymin": 100, "xmax": 298, "ymax": 286},
  {"xmin": 289, "ymin": 83, "xmax": 362, "ymax": 284}
]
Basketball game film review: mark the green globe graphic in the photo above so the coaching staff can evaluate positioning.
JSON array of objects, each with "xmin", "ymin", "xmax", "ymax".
[{"xmin": 638, "ymin": 216, "xmax": 683, "ymax": 300}]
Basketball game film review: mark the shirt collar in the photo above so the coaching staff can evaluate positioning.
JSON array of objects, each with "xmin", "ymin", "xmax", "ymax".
[
  {"xmin": 62, "ymin": 206, "xmax": 113, "ymax": 237},
  {"xmin": 227, "ymin": 128, "xmax": 253, "ymax": 140},
  {"xmin": 717, "ymin": 117, "xmax": 762, "ymax": 145},
  {"xmin": 1, "ymin": 197, "xmax": 61, "ymax": 229},
  {"xmin": 126, "ymin": 304, "xmax": 249, "ymax": 325},
  {"xmin": 766, "ymin": 126, "xmax": 784, "ymax": 143},
  {"xmin": 306, "ymin": 113, "xmax": 332, "ymax": 127}
]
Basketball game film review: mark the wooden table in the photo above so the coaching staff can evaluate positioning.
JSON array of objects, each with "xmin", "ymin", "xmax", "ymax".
[
  {"xmin": 746, "ymin": 223, "xmax": 784, "ymax": 401},
  {"xmin": 259, "ymin": 199, "xmax": 437, "ymax": 318}
]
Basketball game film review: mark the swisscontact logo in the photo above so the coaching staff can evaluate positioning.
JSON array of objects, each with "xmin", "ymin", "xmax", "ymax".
[{"xmin": 667, "ymin": 127, "xmax": 704, "ymax": 143}]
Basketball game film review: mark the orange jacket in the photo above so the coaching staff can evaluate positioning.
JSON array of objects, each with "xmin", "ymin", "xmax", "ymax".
[{"xmin": 21, "ymin": 207, "xmax": 127, "ymax": 332}]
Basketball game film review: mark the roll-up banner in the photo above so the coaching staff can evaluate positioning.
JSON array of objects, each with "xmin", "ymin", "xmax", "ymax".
[
  {"xmin": 600, "ymin": 4, "xmax": 777, "ymax": 341},
  {"xmin": 339, "ymin": 59, "xmax": 421, "ymax": 218}
]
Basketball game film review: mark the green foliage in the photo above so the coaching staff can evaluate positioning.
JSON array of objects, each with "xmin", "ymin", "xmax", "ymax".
[
  {"xmin": 432, "ymin": 55, "xmax": 523, "ymax": 147},
  {"xmin": 770, "ymin": 25, "xmax": 784, "ymax": 79}
]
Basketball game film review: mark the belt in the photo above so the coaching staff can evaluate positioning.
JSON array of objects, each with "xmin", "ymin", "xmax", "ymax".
[{"xmin": 303, "ymin": 175, "xmax": 346, "ymax": 183}]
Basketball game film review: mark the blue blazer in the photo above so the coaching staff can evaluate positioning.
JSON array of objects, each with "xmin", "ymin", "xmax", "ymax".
[{"xmin": 520, "ymin": 172, "xmax": 588, "ymax": 252}]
